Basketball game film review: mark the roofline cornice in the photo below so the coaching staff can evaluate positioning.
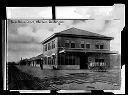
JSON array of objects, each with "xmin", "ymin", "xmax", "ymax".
[{"xmin": 41, "ymin": 33, "xmax": 114, "ymax": 44}]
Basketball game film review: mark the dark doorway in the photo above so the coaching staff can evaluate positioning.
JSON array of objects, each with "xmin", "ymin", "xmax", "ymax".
[{"xmin": 80, "ymin": 53, "xmax": 88, "ymax": 69}]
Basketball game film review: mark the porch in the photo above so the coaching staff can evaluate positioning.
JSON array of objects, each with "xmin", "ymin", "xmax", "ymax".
[
  {"xmin": 58, "ymin": 51, "xmax": 91, "ymax": 70},
  {"xmin": 58, "ymin": 47, "xmax": 117, "ymax": 70}
]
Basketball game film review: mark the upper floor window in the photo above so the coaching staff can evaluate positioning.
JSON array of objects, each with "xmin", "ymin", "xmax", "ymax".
[
  {"xmin": 45, "ymin": 44, "xmax": 47, "ymax": 51},
  {"xmin": 86, "ymin": 43, "xmax": 90, "ymax": 49},
  {"xmin": 80, "ymin": 41, "xmax": 85, "ymax": 48},
  {"xmin": 48, "ymin": 42, "xmax": 51, "ymax": 50},
  {"xmin": 43, "ymin": 45, "xmax": 45, "ymax": 52},
  {"xmin": 65, "ymin": 40, "xmax": 70, "ymax": 48},
  {"xmin": 71, "ymin": 41, "xmax": 75, "ymax": 48},
  {"xmin": 52, "ymin": 40, "xmax": 55, "ymax": 49},
  {"xmin": 95, "ymin": 44, "xmax": 100, "ymax": 49},
  {"xmin": 95, "ymin": 44, "xmax": 104, "ymax": 49},
  {"xmin": 100, "ymin": 45, "xmax": 104, "ymax": 49}
]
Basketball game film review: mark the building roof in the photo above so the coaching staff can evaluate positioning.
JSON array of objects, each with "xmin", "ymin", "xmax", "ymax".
[
  {"xmin": 35, "ymin": 53, "xmax": 45, "ymax": 59},
  {"xmin": 58, "ymin": 27, "xmax": 107, "ymax": 37},
  {"xmin": 28, "ymin": 53, "xmax": 44, "ymax": 61},
  {"xmin": 41, "ymin": 27, "xmax": 114, "ymax": 44}
]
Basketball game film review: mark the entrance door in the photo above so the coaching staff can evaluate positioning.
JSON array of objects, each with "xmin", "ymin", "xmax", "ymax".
[{"xmin": 80, "ymin": 53, "xmax": 88, "ymax": 69}]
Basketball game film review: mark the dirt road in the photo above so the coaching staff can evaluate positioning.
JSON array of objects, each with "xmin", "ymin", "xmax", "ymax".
[{"xmin": 8, "ymin": 65, "xmax": 121, "ymax": 90}]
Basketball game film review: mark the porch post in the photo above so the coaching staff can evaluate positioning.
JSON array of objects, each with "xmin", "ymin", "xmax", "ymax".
[
  {"xmin": 64, "ymin": 53, "xmax": 65, "ymax": 65},
  {"xmin": 60, "ymin": 54, "xmax": 61, "ymax": 65}
]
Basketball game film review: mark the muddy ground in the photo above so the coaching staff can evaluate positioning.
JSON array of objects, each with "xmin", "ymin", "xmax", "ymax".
[{"xmin": 7, "ymin": 65, "xmax": 121, "ymax": 90}]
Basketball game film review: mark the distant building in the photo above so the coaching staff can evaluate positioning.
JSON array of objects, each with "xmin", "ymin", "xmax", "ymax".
[
  {"xmin": 40, "ymin": 27, "xmax": 117, "ymax": 70},
  {"xmin": 25, "ymin": 54, "xmax": 44, "ymax": 69}
]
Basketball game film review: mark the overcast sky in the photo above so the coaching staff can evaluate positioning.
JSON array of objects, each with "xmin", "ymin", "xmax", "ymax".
[{"xmin": 7, "ymin": 5, "xmax": 124, "ymax": 62}]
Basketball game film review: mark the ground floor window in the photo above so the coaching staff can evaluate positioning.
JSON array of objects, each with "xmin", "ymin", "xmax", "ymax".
[
  {"xmin": 48, "ymin": 57, "xmax": 50, "ymax": 65},
  {"xmin": 58, "ymin": 54, "xmax": 65, "ymax": 65},
  {"xmin": 51, "ymin": 58, "xmax": 54, "ymax": 65},
  {"xmin": 44, "ymin": 56, "xmax": 55, "ymax": 65},
  {"xmin": 58, "ymin": 54, "xmax": 77, "ymax": 65},
  {"xmin": 95, "ymin": 59, "xmax": 104, "ymax": 62},
  {"xmin": 48, "ymin": 57, "xmax": 54, "ymax": 65},
  {"xmin": 44, "ymin": 57, "xmax": 47, "ymax": 64}
]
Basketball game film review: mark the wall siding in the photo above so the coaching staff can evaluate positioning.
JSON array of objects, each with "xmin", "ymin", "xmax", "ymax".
[
  {"xmin": 57, "ymin": 65, "xmax": 80, "ymax": 69},
  {"xmin": 58, "ymin": 36, "xmax": 110, "ymax": 50},
  {"xmin": 43, "ymin": 37, "xmax": 58, "ymax": 65},
  {"xmin": 42, "ymin": 36, "xmax": 112, "ymax": 70}
]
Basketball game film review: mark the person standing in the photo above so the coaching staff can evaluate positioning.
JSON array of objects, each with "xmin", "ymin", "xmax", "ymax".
[{"xmin": 40, "ymin": 58, "xmax": 43, "ymax": 70}]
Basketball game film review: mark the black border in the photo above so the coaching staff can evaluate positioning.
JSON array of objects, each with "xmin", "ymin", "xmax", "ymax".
[{"xmin": 1, "ymin": 0, "xmax": 126, "ymax": 94}]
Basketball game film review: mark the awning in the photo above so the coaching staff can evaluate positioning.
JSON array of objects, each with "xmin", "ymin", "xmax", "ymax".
[
  {"xmin": 52, "ymin": 53, "xmax": 56, "ymax": 55},
  {"xmin": 59, "ymin": 49, "xmax": 118, "ymax": 54},
  {"xmin": 85, "ymin": 50, "xmax": 118, "ymax": 54}
]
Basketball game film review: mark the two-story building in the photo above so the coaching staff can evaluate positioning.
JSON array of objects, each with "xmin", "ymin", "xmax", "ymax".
[{"xmin": 41, "ymin": 27, "xmax": 117, "ymax": 70}]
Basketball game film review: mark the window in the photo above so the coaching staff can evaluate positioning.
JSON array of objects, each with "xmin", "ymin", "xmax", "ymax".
[
  {"xmin": 95, "ymin": 44, "xmax": 104, "ymax": 49},
  {"xmin": 95, "ymin": 59, "xmax": 99, "ymax": 62},
  {"xmin": 71, "ymin": 41, "xmax": 75, "ymax": 48},
  {"xmin": 95, "ymin": 59, "xmax": 104, "ymax": 62},
  {"xmin": 48, "ymin": 42, "xmax": 51, "ymax": 50},
  {"xmin": 100, "ymin": 45, "xmax": 104, "ymax": 49},
  {"xmin": 43, "ymin": 46, "xmax": 44, "ymax": 51},
  {"xmin": 65, "ymin": 40, "xmax": 70, "ymax": 48},
  {"xmin": 100, "ymin": 59, "xmax": 104, "ymax": 62},
  {"xmin": 88, "ymin": 57, "xmax": 92, "ymax": 62},
  {"xmin": 45, "ymin": 44, "xmax": 47, "ymax": 51},
  {"xmin": 58, "ymin": 54, "xmax": 65, "ymax": 65},
  {"xmin": 64, "ymin": 54, "xmax": 76, "ymax": 65},
  {"xmin": 44, "ymin": 57, "xmax": 47, "ymax": 64},
  {"xmin": 86, "ymin": 44, "xmax": 90, "ymax": 49},
  {"xmin": 52, "ymin": 40, "xmax": 55, "ymax": 49},
  {"xmin": 95, "ymin": 45, "xmax": 100, "ymax": 49},
  {"xmin": 48, "ymin": 57, "xmax": 51, "ymax": 65},
  {"xmin": 51, "ymin": 58, "xmax": 55, "ymax": 65},
  {"xmin": 80, "ymin": 41, "xmax": 85, "ymax": 48},
  {"xmin": 53, "ymin": 40, "xmax": 55, "ymax": 48},
  {"xmin": 70, "ymin": 55, "xmax": 75, "ymax": 65},
  {"xmin": 65, "ymin": 55, "xmax": 69, "ymax": 65},
  {"xmin": 52, "ymin": 41, "xmax": 54, "ymax": 49}
]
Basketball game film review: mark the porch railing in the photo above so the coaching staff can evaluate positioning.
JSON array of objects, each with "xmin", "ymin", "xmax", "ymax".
[{"xmin": 88, "ymin": 62, "xmax": 108, "ymax": 71}]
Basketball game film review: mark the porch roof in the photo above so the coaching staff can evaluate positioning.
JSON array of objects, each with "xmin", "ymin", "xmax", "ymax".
[
  {"xmin": 59, "ymin": 48, "xmax": 118, "ymax": 54},
  {"xmin": 85, "ymin": 50, "xmax": 118, "ymax": 54}
]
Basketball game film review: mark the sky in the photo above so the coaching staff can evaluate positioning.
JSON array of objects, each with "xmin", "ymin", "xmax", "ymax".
[
  {"xmin": 7, "ymin": 5, "xmax": 124, "ymax": 62},
  {"xmin": 6, "ymin": 7, "xmax": 52, "ymax": 19}
]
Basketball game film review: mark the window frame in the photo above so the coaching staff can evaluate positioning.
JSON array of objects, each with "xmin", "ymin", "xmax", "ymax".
[
  {"xmin": 95, "ymin": 58, "xmax": 104, "ymax": 62},
  {"xmin": 51, "ymin": 40, "xmax": 55, "ymax": 49},
  {"xmin": 53, "ymin": 40, "xmax": 55, "ymax": 48},
  {"xmin": 65, "ymin": 39, "xmax": 70, "ymax": 48},
  {"xmin": 71, "ymin": 41, "xmax": 75, "ymax": 48},
  {"xmin": 86, "ymin": 43, "xmax": 90, "ymax": 49},
  {"xmin": 95, "ymin": 44, "xmax": 104, "ymax": 49},
  {"xmin": 48, "ymin": 42, "xmax": 51, "ymax": 50},
  {"xmin": 52, "ymin": 41, "xmax": 54, "ymax": 49},
  {"xmin": 80, "ymin": 40, "xmax": 85, "ymax": 48},
  {"xmin": 95, "ymin": 44, "xmax": 100, "ymax": 49},
  {"xmin": 100, "ymin": 44, "xmax": 104, "ymax": 49},
  {"xmin": 45, "ymin": 44, "xmax": 47, "ymax": 51}
]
